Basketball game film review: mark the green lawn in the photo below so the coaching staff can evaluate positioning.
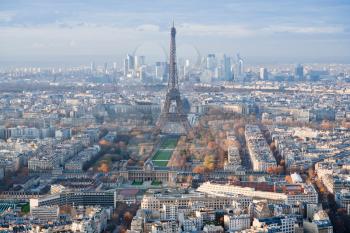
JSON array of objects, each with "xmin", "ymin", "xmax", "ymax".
[
  {"xmin": 132, "ymin": 180, "xmax": 143, "ymax": 185},
  {"xmin": 152, "ymin": 160, "xmax": 169, "ymax": 167},
  {"xmin": 21, "ymin": 203, "xmax": 30, "ymax": 213},
  {"xmin": 153, "ymin": 150, "xmax": 173, "ymax": 160},
  {"xmin": 151, "ymin": 180, "xmax": 162, "ymax": 185},
  {"xmin": 160, "ymin": 138, "xmax": 178, "ymax": 149},
  {"xmin": 152, "ymin": 138, "xmax": 178, "ymax": 167}
]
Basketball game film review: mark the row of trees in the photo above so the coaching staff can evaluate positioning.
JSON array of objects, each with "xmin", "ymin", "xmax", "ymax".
[{"xmin": 190, "ymin": 109, "xmax": 249, "ymax": 174}]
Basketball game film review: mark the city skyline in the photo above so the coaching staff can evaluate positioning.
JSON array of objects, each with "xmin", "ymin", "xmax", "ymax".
[
  {"xmin": 2, "ymin": 2, "xmax": 350, "ymax": 232},
  {"xmin": 1, "ymin": 0, "xmax": 350, "ymax": 68}
]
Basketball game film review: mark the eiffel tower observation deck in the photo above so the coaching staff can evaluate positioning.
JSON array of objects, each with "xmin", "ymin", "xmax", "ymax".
[{"xmin": 155, "ymin": 22, "xmax": 191, "ymax": 134}]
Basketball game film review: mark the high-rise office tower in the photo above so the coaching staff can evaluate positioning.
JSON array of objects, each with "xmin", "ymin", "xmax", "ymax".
[
  {"xmin": 230, "ymin": 65, "xmax": 235, "ymax": 80},
  {"xmin": 223, "ymin": 54, "xmax": 233, "ymax": 81},
  {"xmin": 135, "ymin": 55, "xmax": 145, "ymax": 69},
  {"xmin": 126, "ymin": 54, "xmax": 135, "ymax": 70},
  {"xmin": 214, "ymin": 66, "xmax": 223, "ymax": 80},
  {"xmin": 183, "ymin": 59, "xmax": 190, "ymax": 79},
  {"xmin": 104, "ymin": 62, "xmax": 108, "ymax": 74},
  {"xmin": 260, "ymin": 67, "xmax": 268, "ymax": 80},
  {"xmin": 236, "ymin": 54, "xmax": 244, "ymax": 80},
  {"xmin": 113, "ymin": 62, "xmax": 117, "ymax": 71},
  {"xmin": 206, "ymin": 54, "xmax": 216, "ymax": 71},
  {"xmin": 155, "ymin": 62, "xmax": 164, "ymax": 80},
  {"xmin": 123, "ymin": 58, "xmax": 129, "ymax": 76},
  {"xmin": 295, "ymin": 64, "xmax": 304, "ymax": 81},
  {"xmin": 155, "ymin": 62, "xmax": 168, "ymax": 81},
  {"xmin": 139, "ymin": 66, "xmax": 146, "ymax": 80},
  {"xmin": 90, "ymin": 61, "xmax": 96, "ymax": 73},
  {"xmin": 185, "ymin": 59, "xmax": 190, "ymax": 67}
]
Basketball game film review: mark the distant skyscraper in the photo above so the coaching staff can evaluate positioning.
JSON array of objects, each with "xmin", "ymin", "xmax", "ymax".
[
  {"xmin": 260, "ymin": 67, "xmax": 268, "ymax": 80},
  {"xmin": 223, "ymin": 54, "xmax": 232, "ymax": 81},
  {"xmin": 104, "ymin": 62, "xmax": 108, "ymax": 74},
  {"xmin": 206, "ymin": 54, "xmax": 216, "ymax": 71},
  {"xmin": 214, "ymin": 66, "xmax": 223, "ymax": 80},
  {"xmin": 155, "ymin": 62, "xmax": 168, "ymax": 81},
  {"xmin": 183, "ymin": 59, "xmax": 190, "ymax": 78},
  {"xmin": 155, "ymin": 62, "xmax": 163, "ymax": 79},
  {"xmin": 230, "ymin": 65, "xmax": 235, "ymax": 80},
  {"xmin": 236, "ymin": 54, "xmax": 244, "ymax": 79},
  {"xmin": 135, "ymin": 55, "xmax": 145, "ymax": 69},
  {"xmin": 123, "ymin": 54, "xmax": 136, "ymax": 77},
  {"xmin": 126, "ymin": 54, "xmax": 135, "ymax": 70},
  {"xmin": 139, "ymin": 66, "xmax": 146, "ymax": 80},
  {"xmin": 90, "ymin": 61, "xmax": 96, "ymax": 73},
  {"xmin": 123, "ymin": 58, "xmax": 129, "ymax": 76},
  {"xmin": 295, "ymin": 64, "xmax": 304, "ymax": 81},
  {"xmin": 185, "ymin": 59, "xmax": 190, "ymax": 67}
]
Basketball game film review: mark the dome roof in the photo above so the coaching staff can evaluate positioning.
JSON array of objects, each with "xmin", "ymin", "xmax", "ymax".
[{"xmin": 144, "ymin": 160, "xmax": 154, "ymax": 171}]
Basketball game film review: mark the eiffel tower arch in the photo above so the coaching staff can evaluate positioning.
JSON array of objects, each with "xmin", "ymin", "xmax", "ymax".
[{"xmin": 155, "ymin": 23, "xmax": 191, "ymax": 134}]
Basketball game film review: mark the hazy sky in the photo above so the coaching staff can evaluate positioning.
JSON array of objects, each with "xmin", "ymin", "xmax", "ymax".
[{"xmin": 0, "ymin": 0, "xmax": 349, "ymax": 67}]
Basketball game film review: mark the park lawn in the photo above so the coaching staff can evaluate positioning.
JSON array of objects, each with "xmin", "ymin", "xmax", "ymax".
[
  {"xmin": 151, "ymin": 180, "xmax": 162, "ymax": 185},
  {"xmin": 160, "ymin": 138, "xmax": 178, "ymax": 149},
  {"xmin": 152, "ymin": 160, "xmax": 169, "ymax": 167},
  {"xmin": 153, "ymin": 150, "xmax": 172, "ymax": 160},
  {"xmin": 21, "ymin": 203, "xmax": 30, "ymax": 213},
  {"xmin": 132, "ymin": 180, "xmax": 143, "ymax": 185},
  {"xmin": 151, "ymin": 138, "xmax": 178, "ymax": 167}
]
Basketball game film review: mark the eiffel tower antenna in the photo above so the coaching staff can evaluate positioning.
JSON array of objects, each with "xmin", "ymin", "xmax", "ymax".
[{"xmin": 155, "ymin": 22, "xmax": 191, "ymax": 134}]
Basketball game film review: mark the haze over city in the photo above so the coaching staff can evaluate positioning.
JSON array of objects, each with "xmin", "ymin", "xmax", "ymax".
[{"xmin": 1, "ymin": 0, "xmax": 350, "ymax": 68}]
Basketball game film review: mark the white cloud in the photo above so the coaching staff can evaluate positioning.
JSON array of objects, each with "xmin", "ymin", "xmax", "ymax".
[
  {"xmin": 69, "ymin": 39, "xmax": 76, "ymax": 47},
  {"xmin": 136, "ymin": 24, "xmax": 160, "ymax": 32},
  {"xmin": 0, "ymin": 24, "xmax": 167, "ymax": 58},
  {"xmin": 31, "ymin": 42, "xmax": 48, "ymax": 49},
  {"xmin": 0, "ymin": 22, "xmax": 348, "ymax": 63},
  {"xmin": 179, "ymin": 23, "xmax": 255, "ymax": 37},
  {"xmin": 0, "ymin": 11, "xmax": 15, "ymax": 23},
  {"xmin": 262, "ymin": 25, "xmax": 344, "ymax": 34},
  {"xmin": 177, "ymin": 23, "xmax": 344, "ymax": 37}
]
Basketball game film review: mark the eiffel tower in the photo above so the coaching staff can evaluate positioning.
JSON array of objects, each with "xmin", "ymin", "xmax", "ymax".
[{"xmin": 156, "ymin": 22, "xmax": 191, "ymax": 134}]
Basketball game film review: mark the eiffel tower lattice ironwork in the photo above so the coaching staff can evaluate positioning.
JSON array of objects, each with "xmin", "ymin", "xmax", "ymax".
[{"xmin": 156, "ymin": 23, "xmax": 191, "ymax": 133}]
